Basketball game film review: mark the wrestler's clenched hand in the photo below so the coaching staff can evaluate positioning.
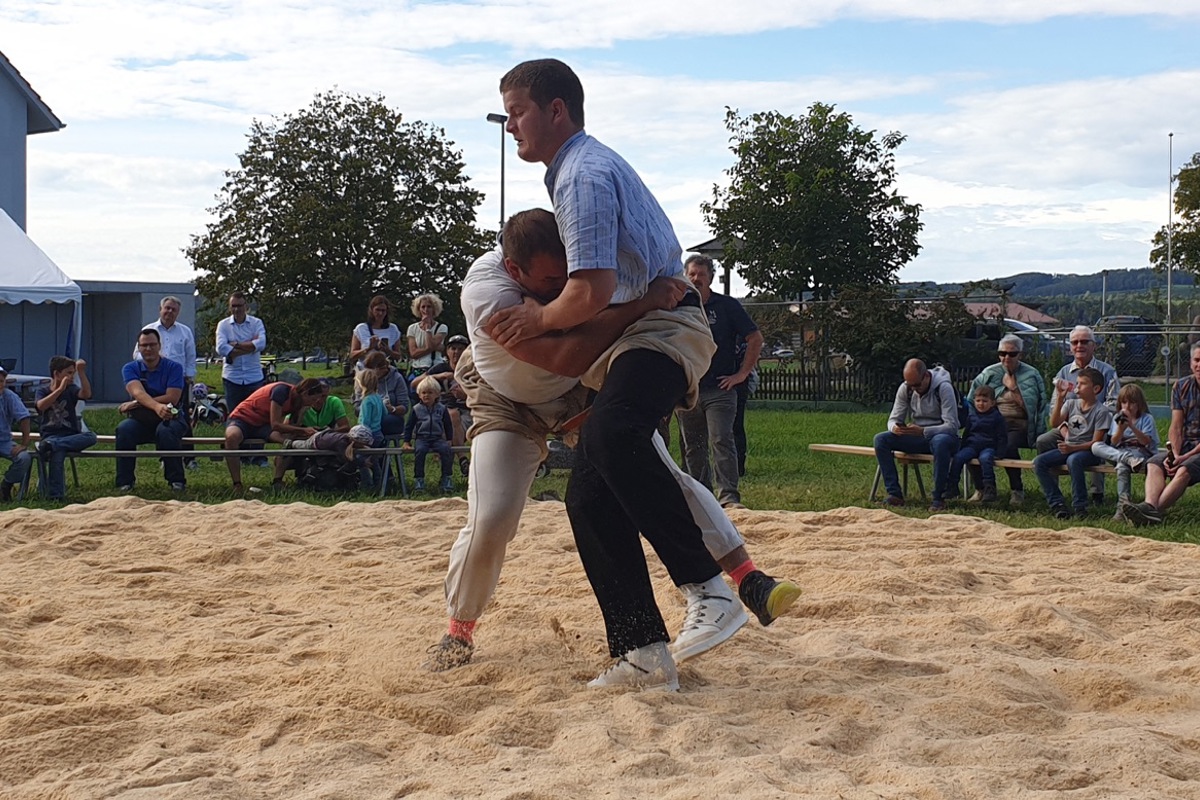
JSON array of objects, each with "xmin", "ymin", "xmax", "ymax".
[
  {"xmin": 485, "ymin": 296, "xmax": 547, "ymax": 347},
  {"xmin": 644, "ymin": 276, "xmax": 691, "ymax": 311}
]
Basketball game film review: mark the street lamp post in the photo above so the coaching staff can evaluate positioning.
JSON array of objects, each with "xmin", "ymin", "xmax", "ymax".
[
  {"xmin": 486, "ymin": 113, "xmax": 508, "ymax": 229},
  {"xmin": 1167, "ymin": 132, "xmax": 1175, "ymax": 385}
]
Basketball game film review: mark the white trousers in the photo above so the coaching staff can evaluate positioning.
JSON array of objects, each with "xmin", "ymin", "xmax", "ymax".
[{"xmin": 444, "ymin": 429, "xmax": 745, "ymax": 621}]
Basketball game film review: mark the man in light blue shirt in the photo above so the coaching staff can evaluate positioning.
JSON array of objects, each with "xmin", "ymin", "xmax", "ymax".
[{"xmin": 215, "ymin": 292, "xmax": 267, "ymax": 415}]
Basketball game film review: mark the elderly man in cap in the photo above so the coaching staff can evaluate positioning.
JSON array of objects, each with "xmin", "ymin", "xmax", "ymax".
[
  {"xmin": 0, "ymin": 364, "xmax": 33, "ymax": 502},
  {"xmin": 1036, "ymin": 324, "xmax": 1120, "ymax": 506}
]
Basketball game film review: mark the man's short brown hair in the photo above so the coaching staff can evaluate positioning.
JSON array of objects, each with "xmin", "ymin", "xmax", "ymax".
[
  {"xmin": 502, "ymin": 209, "xmax": 566, "ymax": 274},
  {"xmin": 499, "ymin": 59, "xmax": 585, "ymax": 127}
]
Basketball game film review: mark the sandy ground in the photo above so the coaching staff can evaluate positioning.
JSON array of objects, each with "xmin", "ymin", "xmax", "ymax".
[{"xmin": 2, "ymin": 498, "xmax": 1199, "ymax": 799}]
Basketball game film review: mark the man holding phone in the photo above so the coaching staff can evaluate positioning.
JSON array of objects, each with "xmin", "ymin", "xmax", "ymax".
[{"xmin": 873, "ymin": 358, "xmax": 962, "ymax": 512}]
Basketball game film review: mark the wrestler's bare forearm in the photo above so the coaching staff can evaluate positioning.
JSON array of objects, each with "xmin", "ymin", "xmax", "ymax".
[{"xmin": 499, "ymin": 277, "xmax": 687, "ymax": 377}]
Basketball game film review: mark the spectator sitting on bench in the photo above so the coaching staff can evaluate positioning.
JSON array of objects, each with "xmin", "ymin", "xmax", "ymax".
[
  {"xmin": 968, "ymin": 333, "xmax": 1049, "ymax": 507},
  {"xmin": 403, "ymin": 375, "xmax": 454, "ymax": 493},
  {"xmin": 116, "ymin": 329, "xmax": 189, "ymax": 494},
  {"xmin": 411, "ymin": 333, "xmax": 472, "ymax": 475},
  {"xmin": 1123, "ymin": 342, "xmax": 1200, "ymax": 527},
  {"xmin": 1038, "ymin": 325, "xmax": 1119, "ymax": 507},
  {"xmin": 0, "ymin": 363, "xmax": 32, "ymax": 502},
  {"xmin": 873, "ymin": 359, "xmax": 961, "ymax": 512},
  {"xmin": 1033, "ymin": 367, "xmax": 1111, "ymax": 520},
  {"xmin": 271, "ymin": 380, "xmax": 347, "ymax": 487},
  {"xmin": 355, "ymin": 351, "xmax": 408, "ymax": 437},
  {"xmin": 223, "ymin": 377, "xmax": 325, "ymax": 493},
  {"xmin": 34, "ymin": 356, "xmax": 98, "ymax": 501}
]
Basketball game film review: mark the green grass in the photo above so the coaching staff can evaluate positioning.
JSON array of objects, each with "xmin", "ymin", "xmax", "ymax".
[{"xmin": 14, "ymin": 405, "xmax": 1199, "ymax": 547}]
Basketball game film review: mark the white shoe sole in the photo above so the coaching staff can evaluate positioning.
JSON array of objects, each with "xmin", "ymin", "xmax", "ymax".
[{"xmin": 669, "ymin": 603, "xmax": 749, "ymax": 663}]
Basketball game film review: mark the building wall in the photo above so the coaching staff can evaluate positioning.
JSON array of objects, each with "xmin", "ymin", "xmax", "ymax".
[
  {"xmin": 0, "ymin": 75, "xmax": 27, "ymax": 229},
  {"xmin": 0, "ymin": 301, "xmax": 74, "ymax": 376},
  {"xmin": 76, "ymin": 282, "xmax": 197, "ymax": 403}
]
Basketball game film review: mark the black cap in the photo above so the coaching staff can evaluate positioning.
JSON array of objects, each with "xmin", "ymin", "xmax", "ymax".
[{"xmin": 447, "ymin": 335, "xmax": 470, "ymax": 347}]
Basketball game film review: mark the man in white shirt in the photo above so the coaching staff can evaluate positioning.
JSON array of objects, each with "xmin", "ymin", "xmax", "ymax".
[
  {"xmin": 135, "ymin": 296, "xmax": 196, "ymax": 382},
  {"xmin": 216, "ymin": 292, "xmax": 268, "ymax": 465},
  {"xmin": 215, "ymin": 292, "xmax": 267, "ymax": 415}
]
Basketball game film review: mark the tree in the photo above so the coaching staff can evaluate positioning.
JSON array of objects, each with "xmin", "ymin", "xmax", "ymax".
[
  {"xmin": 796, "ymin": 285, "xmax": 976, "ymax": 396},
  {"xmin": 702, "ymin": 104, "xmax": 922, "ymax": 300},
  {"xmin": 188, "ymin": 90, "xmax": 492, "ymax": 355},
  {"xmin": 1151, "ymin": 151, "xmax": 1200, "ymax": 281}
]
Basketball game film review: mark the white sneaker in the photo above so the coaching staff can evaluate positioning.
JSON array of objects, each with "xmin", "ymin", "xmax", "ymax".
[
  {"xmin": 669, "ymin": 576, "xmax": 748, "ymax": 663},
  {"xmin": 966, "ymin": 490, "xmax": 983, "ymax": 503},
  {"xmin": 588, "ymin": 641, "xmax": 679, "ymax": 692}
]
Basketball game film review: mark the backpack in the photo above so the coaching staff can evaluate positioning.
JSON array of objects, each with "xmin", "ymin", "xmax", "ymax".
[
  {"xmin": 297, "ymin": 457, "xmax": 361, "ymax": 492},
  {"xmin": 907, "ymin": 367, "xmax": 970, "ymax": 430}
]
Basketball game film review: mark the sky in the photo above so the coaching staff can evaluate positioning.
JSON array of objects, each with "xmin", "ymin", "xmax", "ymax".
[{"xmin": 3, "ymin": 1, "xmax": 1200, "ymax": 296}]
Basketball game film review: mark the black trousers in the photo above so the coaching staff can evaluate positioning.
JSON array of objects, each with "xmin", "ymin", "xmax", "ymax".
[
  {"xmin": 566, "ymin": 350, "xmax": 722, "ymax": 657},
  {"xmin": 733, "ymin": 381, "xmax": 749, "ymax": 476}
]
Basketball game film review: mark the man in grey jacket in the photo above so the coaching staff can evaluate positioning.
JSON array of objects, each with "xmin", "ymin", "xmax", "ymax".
[{"xmin": 873, "ymin": 359, "xmax": 962, "ymax": 511}]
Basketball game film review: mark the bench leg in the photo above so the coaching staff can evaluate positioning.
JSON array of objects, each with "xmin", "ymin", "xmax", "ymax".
[
  {"xmin": 870, "ymin": 465, "xmax": 883, "ymax": 501},
  {"xmin": 912, "ymin": 464, "xmax": 927, "ymax": 500},
  {"xmin": 379, "ymin": 450, "xmax": 408, "ymax": 498},
  {"xmin": 16, "ymin": 458, "xmax": 33, "ymax": 501}
]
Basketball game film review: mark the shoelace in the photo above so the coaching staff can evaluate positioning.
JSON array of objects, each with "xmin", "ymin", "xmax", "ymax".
[
  {"xmin": 680, "ymin": 593, "xmax": 729, "ymax": 631},
  {"xmin": 597, "ymin": 655, "xmax": 650, "ymax": 679}
]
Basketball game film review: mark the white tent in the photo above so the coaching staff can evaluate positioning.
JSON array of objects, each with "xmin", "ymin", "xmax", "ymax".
[{"xmin": 0, "ymin": 207, "xmax": 82, "ymax": 365}]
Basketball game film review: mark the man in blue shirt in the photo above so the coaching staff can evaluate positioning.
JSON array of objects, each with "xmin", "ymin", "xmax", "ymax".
[
  {"xmin": 675, "ymin": 254, "xmax": 763, "ymax": 509},
  {"xmin": 487, "ymin": 59, "xmax": 792, "ymax": 691},
  {"xmin": 116, "ymin": 329, "xmax": 188, "ymax": 492}
]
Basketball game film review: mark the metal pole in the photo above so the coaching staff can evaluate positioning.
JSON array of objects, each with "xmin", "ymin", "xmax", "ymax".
[
  {"xmin": 499, "ymin": 122, "xmax": 506, "ymax": 225},
  {"xmin": 486, "ymin": 113, "xmax": 509, "ymax": 229},
  {"xmin": 1167, "ymin": 132, "xmax": 1174, "ymax": 386}
]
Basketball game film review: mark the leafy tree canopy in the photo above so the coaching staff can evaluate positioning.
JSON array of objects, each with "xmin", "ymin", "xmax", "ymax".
[
  {"xmin": 1151, "ymin": 151, "xmax": 1200, "ymax": 281},
  {"xmin": 189, "ymin": 90, "xmax": 492, "ymax": 355},
  {"xmin": 797, "ymin": 284, "xmax": 976, "ymax": 375},
  {"xmin": 703, "ymin": 104, "xmax": 922, "ymax": 301}
]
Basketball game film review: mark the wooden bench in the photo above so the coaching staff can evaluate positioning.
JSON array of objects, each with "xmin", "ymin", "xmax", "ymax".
[
  {"xmin": 23, "ymin": 432, "xmax": 472, "ymax": 500},
  {"xmin": 809, "ymin": 443, "xmax": 1119, "ymax": 502}
]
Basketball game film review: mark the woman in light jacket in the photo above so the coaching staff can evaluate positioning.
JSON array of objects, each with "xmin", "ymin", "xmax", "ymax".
[{"xmin": 968, "ymin": 333, "xmax": 1049, "ymax": 506}]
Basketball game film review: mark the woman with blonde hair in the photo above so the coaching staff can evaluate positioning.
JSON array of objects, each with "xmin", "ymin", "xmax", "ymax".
[{"xmin": 407, "ymin": 294, "xmax": 447, "ymax": 370}]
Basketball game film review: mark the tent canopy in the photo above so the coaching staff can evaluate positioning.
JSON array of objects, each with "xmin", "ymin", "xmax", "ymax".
[{"xmin": 0, "ymin": 207, "xmax": 82, "ymax": 359}]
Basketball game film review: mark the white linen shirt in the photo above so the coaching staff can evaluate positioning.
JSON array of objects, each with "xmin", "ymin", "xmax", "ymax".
[{"xmin": 216, "ymin": 314, "xmax": 267, "ymax": 385}]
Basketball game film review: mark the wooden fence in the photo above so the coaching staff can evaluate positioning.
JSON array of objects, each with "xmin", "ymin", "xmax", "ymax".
[{"xmin": 755, "ymin": 362, "xmax": 986, "ymax": 406}]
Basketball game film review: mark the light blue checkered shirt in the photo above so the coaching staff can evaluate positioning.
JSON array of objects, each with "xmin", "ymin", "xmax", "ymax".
[{"xmin": 544, "ymin": 131, "xmax": 683, "ymax": 304}]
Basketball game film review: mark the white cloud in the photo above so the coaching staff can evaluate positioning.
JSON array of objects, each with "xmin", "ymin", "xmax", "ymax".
[{"xmin": 5, "ymin": 1, "xmax": 1199, "ymax": 287}]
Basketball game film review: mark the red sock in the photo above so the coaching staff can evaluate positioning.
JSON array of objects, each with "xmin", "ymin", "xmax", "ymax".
[
  {"xmin": 448, "ymin": 619, "xmax": 476, "ymax": 644},
  {"xmin": 728, "ymin": 560, "xmax": 758, "ymax": 588}
]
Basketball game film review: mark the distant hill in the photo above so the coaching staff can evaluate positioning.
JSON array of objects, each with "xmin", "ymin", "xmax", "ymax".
[
  {"xmin": 902, "ymin": 267, "xmax": 1195, "ymax": 297},
  {"xmin": 900, "ymin": 267, "xmax": 1199, "ymax": 326}
]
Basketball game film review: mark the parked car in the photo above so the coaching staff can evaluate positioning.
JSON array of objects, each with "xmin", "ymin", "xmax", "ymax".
[
  {"xmin": 960, "ymin": 318, "xmax": 1066, "ymax": 363},
  {"xmin": 1093, "ymin": 315, "xmax": 1163, "ymax": 377}
]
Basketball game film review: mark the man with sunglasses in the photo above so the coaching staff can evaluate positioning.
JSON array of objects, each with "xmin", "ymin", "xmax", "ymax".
[
  {"xmin": 967, "ymin": 334, "xmax": 1049, "ymax": 506},
  {"xmin": 1036, "ymin": 325, "xmax": 1119, "ymax": 506}
]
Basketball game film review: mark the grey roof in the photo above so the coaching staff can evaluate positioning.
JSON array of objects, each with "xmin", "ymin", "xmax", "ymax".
[{"xmin": 0, "ymin": 49, "xmax": 65, "ymax": 134}]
